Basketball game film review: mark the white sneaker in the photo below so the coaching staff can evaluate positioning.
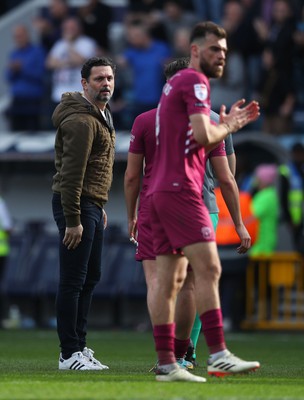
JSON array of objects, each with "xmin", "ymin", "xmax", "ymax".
[
  {"xmin": 207, "ymin": 351, "xmax": 260, "ymax": 377},
  {"xmin": 82, "ymin": 347, "xmax": 109, "ymax": 370},
  {"xmin": 156, "ymin": 366, "xmax": 206, "ymax": 382},
  {"xmin": 59, "ymin": 351, "xmax": 101, "ymax": 370}
]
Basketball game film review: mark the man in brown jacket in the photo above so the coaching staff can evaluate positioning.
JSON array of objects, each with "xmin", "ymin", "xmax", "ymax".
[{"xmin": 52, "ymin": 56, "xmax": 116, "ymax": 370}]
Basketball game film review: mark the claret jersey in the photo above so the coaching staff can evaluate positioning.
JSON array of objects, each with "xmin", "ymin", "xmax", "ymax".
[{"xmin": 149, "ymin": 67, "xmax": 211, "ymax": 195}]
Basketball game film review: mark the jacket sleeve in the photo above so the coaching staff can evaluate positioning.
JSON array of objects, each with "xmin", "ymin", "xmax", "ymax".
[{"xmin": 60, "ymin": 118, "xmax": 94, "ymax": 226}]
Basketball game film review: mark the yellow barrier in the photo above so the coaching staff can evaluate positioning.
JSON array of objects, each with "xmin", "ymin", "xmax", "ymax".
[{"xmin": 242, "ymin": 252, "xmax": 304, "ymax": 330}]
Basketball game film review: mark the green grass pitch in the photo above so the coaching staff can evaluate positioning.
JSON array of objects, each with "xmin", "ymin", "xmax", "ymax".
[{"xmin": 0, "ymin": 329, "xmax": 303, "ymax": 400}]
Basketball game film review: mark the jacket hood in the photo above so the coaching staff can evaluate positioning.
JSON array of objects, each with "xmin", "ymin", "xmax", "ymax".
[{"xmin": 52, "ymin": 92, "xmax": 102, "ymax": 128}]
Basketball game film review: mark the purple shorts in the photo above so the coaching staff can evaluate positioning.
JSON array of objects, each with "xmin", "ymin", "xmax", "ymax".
[
  {"xmin": 136, "ymin": 195, "xmax": 155, "ymax": 261},
  {"xmin": 150, "ymin": 190, "xmax": 215, "ymax": 256}
]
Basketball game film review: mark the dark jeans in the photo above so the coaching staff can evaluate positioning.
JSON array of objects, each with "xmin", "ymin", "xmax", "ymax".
[{"xmin": 52, "ymin": 193, "xmax": 104, "ymax": 358}]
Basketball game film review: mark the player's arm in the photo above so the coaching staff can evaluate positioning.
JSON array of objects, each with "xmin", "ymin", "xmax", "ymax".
[
  {"xmin": 191, "ymin": 99, "xmax": 260, "ymax": 147},
  {"xmin": 227, "ymin": 152, "xmax": 236, "ymax": 176},
  {"xmin": 124, "ymin": 152, "xmax": 144, "ymax": 240},
  {"xmin": 211, "ymin": 156, "xmax": 251, "ymax": 253}
]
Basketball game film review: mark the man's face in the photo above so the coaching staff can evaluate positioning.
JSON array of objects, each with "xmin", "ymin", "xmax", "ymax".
[
  {"xmin": 82, "ymin": 66, "xmax": 115, "ymax": 107},
  {"xmin": 196, "ymin": 33, "xmax": 227, "ymax": 79}
]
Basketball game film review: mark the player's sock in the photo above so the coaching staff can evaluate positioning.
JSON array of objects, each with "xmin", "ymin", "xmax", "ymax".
[
  {"xmin": 190, "ymin": 313, "xmax": 202, "ymax": 353},
  {"xmin": 200, "ymin": 309, "xmax": 226, "ymax": 354},
  {"xmin": 153, "ymin": 323, "xmax": 176, "ymax": 366},
  {"xmin": 208, "ymin": 349, "xmax": 230, "ymax": 364},
  {"xmin": 174, "ymin": 337, "xmax": 190, "ymax": 359}
]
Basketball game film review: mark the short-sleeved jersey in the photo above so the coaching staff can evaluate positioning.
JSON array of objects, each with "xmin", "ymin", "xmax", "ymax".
[
  {"xmin": 128, "ymin": 109, "xmax": 157, "ymax": 198},
  {"xmin": 148, "ymin": 68, "xmax": 211, "ymax": 195}
]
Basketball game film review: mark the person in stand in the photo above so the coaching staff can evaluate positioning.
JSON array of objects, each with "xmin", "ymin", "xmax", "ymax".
[
  {"xmin": 147, "ymin": 21, "xmax": 260, "ymax": 382},
  {"xmin": 250, "ymin": 164, "xmax": 280, "ymax": 256},
  {"xmin": 279, "ymin": 143, "xmax": 304, "ymax": 253},
  {"xmin": 46, "ymin": 16, "xmax": 99, "ymax": 111},
  {"xmin": 52, "ymin": 56, "xmax": 116, "ymax": 371},
  {"xmin": 5, "ymin": 24, "xmax": 46, "ymax": 132}
]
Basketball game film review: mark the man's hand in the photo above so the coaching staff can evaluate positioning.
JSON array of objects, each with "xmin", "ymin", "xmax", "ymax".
[
  {"xmin": 235, "ymin": 224, "xmax": 251, "ymax": 254},
  {"xmin": 103, "ymin": 209, "xmax": 107, "ymax": 229},
  {"xmin": 128, "ymin": 218, "xmax": 137, "ymax": 245},
  {"xmin": 220, "ymin": 99, "xmax": 260, "ymax": 133},
  {"xmin": 63, "ymin": 225, "xmax": 83, "ymax": 250}
]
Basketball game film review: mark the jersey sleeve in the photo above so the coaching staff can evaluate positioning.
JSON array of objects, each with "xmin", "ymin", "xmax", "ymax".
[
  {"xmin": 182, "ymin": 71, "xmax": 211, "ymax": 117},
  {"xmin": 209, "ymin": 140, "xmax": 226, "ymax": 158},
  {"xmin": 129, "ymin": 114, "xmax": 145, "ymax": 154}
]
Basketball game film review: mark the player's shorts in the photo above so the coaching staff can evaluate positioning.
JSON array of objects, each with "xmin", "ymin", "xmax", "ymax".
[
  {"xmin": 187, "ymin": 212, "xmax": 219, "ymax": 272},
  {"xmin": 135, "ymin": 195, "xmax": 155, "ymax": 261},
  {"xmin": 150, "ymin": 189, "xmax": 215, "ymax": 256}
]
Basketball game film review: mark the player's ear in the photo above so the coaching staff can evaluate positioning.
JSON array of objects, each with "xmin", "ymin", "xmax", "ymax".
[{"xmin": 190, "ymin": 43, "xmax": 199, "ymax": 58}]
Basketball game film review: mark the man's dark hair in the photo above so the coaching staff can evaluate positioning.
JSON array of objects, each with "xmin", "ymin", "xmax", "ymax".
[
  {"xmin": 81, "ymin": 57, "xmax": 116, "ymax": 80},
  {"xmin": 164, "ymin": 57, "xmax": 189, "ymax": 80},
  {"xmin": 190, "ymin": 21, "xmax": 226, "ymax": 44}
]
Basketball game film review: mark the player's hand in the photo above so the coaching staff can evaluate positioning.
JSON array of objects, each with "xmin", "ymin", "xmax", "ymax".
[
  {"xmin": 128, "ymin": 218, "xmax": 138, "ymax": 245},
  {"xmin": 235, "ymin": 224, "xmax": 251, "ymax": 254},
  {"xmin": 220, "ymin": 99, "xmax": 260, "ymax": 133},
  {"xmin": 63, "ymin": 224, "xmax": 83, "ymax": 250}
]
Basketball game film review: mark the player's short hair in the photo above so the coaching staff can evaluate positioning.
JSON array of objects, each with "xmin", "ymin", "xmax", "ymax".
[
  {"xmin": 164, "ymin": 57, "xmax": 189, "ymax": 80},
  {"xmin": 190, "ymin": 21, "xmax": 227, "ymax": 44},
  {"xmin": 81, "ymin": 57, "xmax": 116, "ymax": 80}
]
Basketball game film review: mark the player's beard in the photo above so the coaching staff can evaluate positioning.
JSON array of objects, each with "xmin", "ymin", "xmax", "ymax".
[{"xmin": 199, "ymin": 57, "xmax": 224, "ymax": 79}]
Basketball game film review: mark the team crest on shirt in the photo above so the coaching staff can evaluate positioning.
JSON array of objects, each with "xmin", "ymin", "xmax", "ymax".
[
  {"xmin": 194, "ymin": 83, "xmax": 208, "ymax": 101},
  {"xmin": 201, "ymin": 226, "xmax": 212, "ymax": 239}
]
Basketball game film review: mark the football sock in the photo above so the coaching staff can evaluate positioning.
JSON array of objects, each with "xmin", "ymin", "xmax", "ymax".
[
  {"xmin": 153, "ymin": 323, "xmax": 176, "ymax": 366},
  {"xmin": 200, "ymin": 309, "xmax": 226, "ymax": 354},
  {"xmin": 174, "ymin": 337, "xmax": 190, "ymax": 359}
]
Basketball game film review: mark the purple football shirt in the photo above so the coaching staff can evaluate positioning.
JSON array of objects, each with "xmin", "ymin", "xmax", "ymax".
[
  {"xmin": 129, "ymin": 108, "xmax": 157, "ymax": 198},
  {"xmin": 149, "ymin": 68, "xmax": 211, "ymax": 195}
]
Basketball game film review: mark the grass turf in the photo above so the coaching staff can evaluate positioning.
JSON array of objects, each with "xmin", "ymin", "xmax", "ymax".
[{"xmin": 0, "ymin": 329, "xmax": 303, "ymax": 400}]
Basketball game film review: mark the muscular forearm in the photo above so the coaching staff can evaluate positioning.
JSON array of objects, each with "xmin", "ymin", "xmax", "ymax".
[
  {"xmin": 219, "ymin": 178, "xmax": 243, "ymax": 228},
  {"xmin": 124, "ymin": 175, "xmax": 140, "ymax": 223}
]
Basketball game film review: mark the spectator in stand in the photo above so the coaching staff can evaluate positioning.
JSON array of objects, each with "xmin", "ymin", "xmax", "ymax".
[
  {"xmin": 189, "ymin": 0, "xmax": 223, "ymax": 24},
  {"xmin": 33, "ymin": 0, "xmax": 76, "ymax": 52},
  {"xmin": 210, "ymin": 1, "xmax": 247, "ymax": 115},
  {"xmin": 46, "ymin": 16, "xmax": 99, "ymax": 110},
  {"xmin": 160, "ymin": 0, "xmax": 200, "ymax": 48},
  {"xmin": 279, "ymin": 143, "xmax": 304, "ymax": 253},
  {"xmin": 250, "ymin": 164, "xmax": 280, "ymax": 256},
  {"xmin": 5, "ymin": 24, "xmax": 46, "ymax": 132},
  {"xmin": 220, "ymin": 0, "xmax": 264, "ymax": 102},
  {"xmin": 116, "ymin": 18, "xmax": 171, "ymax": 125},
  {"xmin": 77, "ymin": 0, "xmax": 112, "ymax": 55},
  {"xmin": 171, "ymin": 26, "xmax": 191, "ymax": 58},
  {"xmin": 255, "ymin": 0, "xmax": 297, "ymax": 135}
]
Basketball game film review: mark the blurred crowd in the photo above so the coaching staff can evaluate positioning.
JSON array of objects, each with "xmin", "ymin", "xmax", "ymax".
[{"xmin": 2, "ymin": 0, "xmax": 304, "ymax": 135}]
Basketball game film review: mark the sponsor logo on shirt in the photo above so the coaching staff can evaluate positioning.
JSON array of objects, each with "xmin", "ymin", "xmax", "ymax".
[{"xmin": 194, "ymin": 83, "xmax": 208, "ymax": 101}]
